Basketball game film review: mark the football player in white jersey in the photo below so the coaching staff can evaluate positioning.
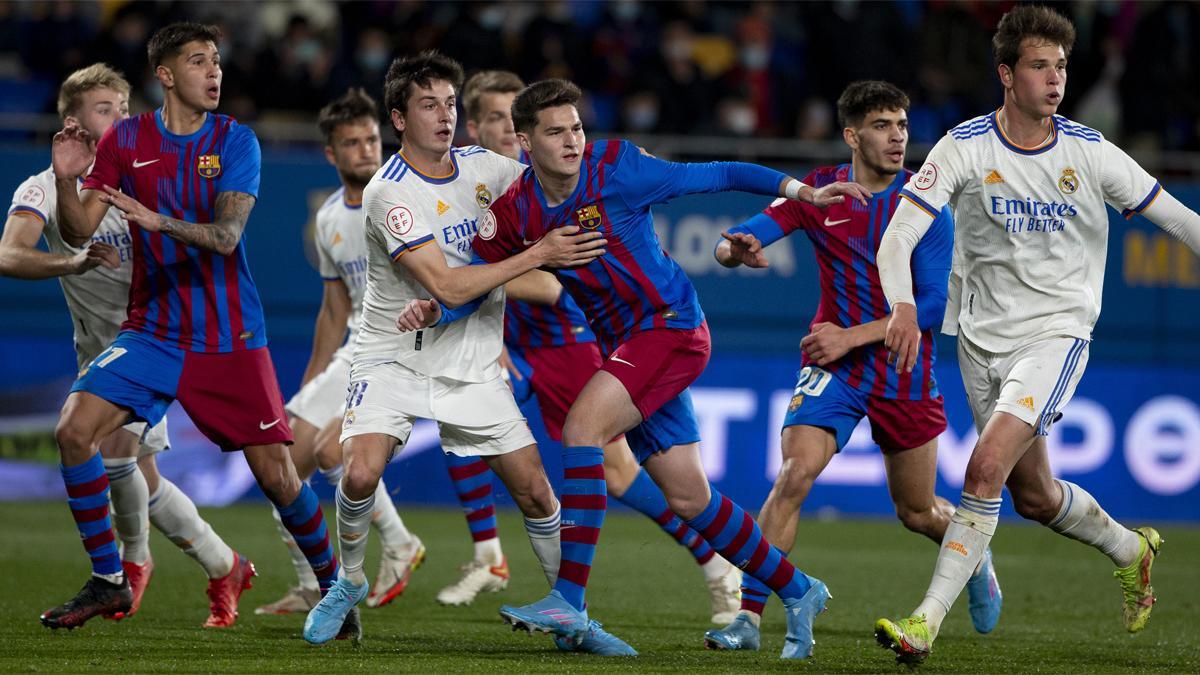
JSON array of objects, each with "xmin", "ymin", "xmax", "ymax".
[
  {"xmin": 302, "ymin": 51, "xmax": 606, "ymax": 646},
  {"xmin": 255, "ymin": 89, "xmax": 424, "ymax": 617},
  {"xmin": 0, "ymin": 63, "xmax": 249, "ymax": 627},
  {"xmin": 873, "ymin": 6, "xmax": 1200, "ymax": 664}
]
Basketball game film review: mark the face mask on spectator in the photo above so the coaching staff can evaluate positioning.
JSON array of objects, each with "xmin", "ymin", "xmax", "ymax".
[{"xmin": 740, "ymin": 45, "xmax": 769, "ymax": 70}]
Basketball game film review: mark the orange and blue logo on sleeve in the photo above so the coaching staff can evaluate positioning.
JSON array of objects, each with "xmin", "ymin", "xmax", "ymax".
[
  {"xmin": 197, "ymin": 154, "xmax": 222, "ymax": 179},
  {"xmin": 576, "ymin": 204, "xmax": 602, "ymax": 230}
]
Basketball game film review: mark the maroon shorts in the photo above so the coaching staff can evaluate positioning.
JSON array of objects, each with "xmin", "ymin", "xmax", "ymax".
[
  {"xmin": 179, "ymin": 347, "xmax": 293, "ymax": 451},
  {"xmin": 524, "ymin": 341, "xmax": 605, "ymax": 441},
  {"xmin": 867, "ymin": 394, "xmax": 948, "ymax": 452},
  {"xmin": 600, "ymin": 322, "xmax": 711, "ymax": 421}
]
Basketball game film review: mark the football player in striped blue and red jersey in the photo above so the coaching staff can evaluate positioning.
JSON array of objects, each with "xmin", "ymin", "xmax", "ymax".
[
  {"xmin": 42, "ymin": 22, "xmax": 344, "ymax": 634},
  {"xmin": 467, "ymin": 79, "xmax": 870, "ymax": 659},
  {"xmin": 704, "ymin": 80, "xmax": 1002, "ymax": 652},
  {"xmin": 452, "ymin": 71, "xmax": 742, "ymax": 623}
]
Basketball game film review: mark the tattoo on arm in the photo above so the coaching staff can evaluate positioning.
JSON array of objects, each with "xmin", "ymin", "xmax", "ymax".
[{"xmin": 160, "ymin": 192, "xmax": 256, "ymax": 255}]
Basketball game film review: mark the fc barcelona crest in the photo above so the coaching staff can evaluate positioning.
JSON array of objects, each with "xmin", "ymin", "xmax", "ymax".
[
  {"xmin": 475, "ymin": 183, "xmax": 492, "ymax": 208},
  {"xmin": 197, "ymin": 154, "xmax": 222, "ymax": 179},
  {"xmin": 576, "ymin": 204, "xmax": 602, "ymax": 230}
]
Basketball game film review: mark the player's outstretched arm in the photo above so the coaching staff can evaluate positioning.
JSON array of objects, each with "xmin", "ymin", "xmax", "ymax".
[
  {"xmin": 0, "ymin": 212, "xmax": 119, "ymax": 279},
  {"xmin": 715, "ymin": 231, "xmax": 768, "ymax": 268},
  {"xmin": 1141, "ymin": 189, "xmax": 1200, "ymax": 256},
  {"xmin": 398, "ymin": 226, "xmax": 604, "ymax": 309},
  {"xmin": 100, "ymin": 187, "xmax": 255, "ymax": 256},
  {"xmin": 878, "ymin": 197, "xmax": 938, "ymax": 373},
  {"xmin": 300, "ymin": 279, "xmax": 351, "ymax": 386},
  {"xmin": 53, "ymin": 125, "xmax": 111, "ymax": 246}
]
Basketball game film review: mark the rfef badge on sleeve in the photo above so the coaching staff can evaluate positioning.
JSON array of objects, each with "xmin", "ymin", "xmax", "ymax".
[{"xmin": 197, "ymin": 154, "xmax": 222, "ymax": 179}]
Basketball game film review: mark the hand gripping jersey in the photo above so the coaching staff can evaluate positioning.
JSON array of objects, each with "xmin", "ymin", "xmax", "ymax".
[
  {"xmin": 733, "ymin": 165, "xmax": 953, "ymax": 400},
  {"xmin": 313, "ymin": 187, "xmax": 368, "ymax": 360},
  {"xmin": 9, "ymin": 168, "xmax": 133, "ymax": 364},
  {"xmin": 356, "ymin": 146, "xmax": 524, "ymax": 381},
  {"xmin": 899, "ymin": 111, "xmax": 1161, "ymax": 352},
  {"xmin": 82, "ymin": 109, "xmax": 266, "ymax": 353}
]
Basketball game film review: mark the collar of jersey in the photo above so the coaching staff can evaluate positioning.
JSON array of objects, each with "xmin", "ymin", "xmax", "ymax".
[
  {"xmin": 846, "ymin": 163, "xmax": 907, "ymax": 198},
  {"xmin": 991, "ymin": 109, "xmax": 1057, "ymax": 155},
  {"xmin": 154, "ymin": 108, "xmax": 214, "ymax": 142},
  {"xmin": 531, "ymin": 166, "xmax": 587, "ymax": 216},
  {"xmin": 397, "ymin": 149, "xmax": 459, "ymax": 184},
  {"xmin": 339, "ymin": 187, "xmax": 363, "ymax": 210}
]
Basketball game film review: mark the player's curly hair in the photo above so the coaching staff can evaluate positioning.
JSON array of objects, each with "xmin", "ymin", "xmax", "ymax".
[
  {"xmin": 147, "ymin": 22, "xmax": 222, "ymax": 68},
  {"xmin": 57, "ymin": 63, "xmax": 130, "ymax": 119},
  {"xmin": 992, "ymin": 5, "xmax": 1075, "ymax": 69},
  {"xmin": 511, "ymin": 79, "xmax": 582, "ymax": 134},
  {"xmin": 462, "ymin": 70, "xmax": 525, "ymax": 123},
  {"xmin": 836, "ymin": 81, "xmax": 909, "ymax": 130},
  {"xmin": 317, "ymin": 88, "xmax": 378, "ymax": 145},
  {"xmin": 383, "ymin": 50, "xmax": 464, "ymax": 141}
]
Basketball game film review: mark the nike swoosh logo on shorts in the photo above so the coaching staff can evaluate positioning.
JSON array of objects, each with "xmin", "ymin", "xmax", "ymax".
[
  {"xmin": 609, "ymin": 356, "xmax": 635, "ymax": 368},
  {"xmin": 824, "ymin": 217, "xmax": 851, "ymax": 227},
  {"xmin": 132, "ymin": 159, "xmax": 160, "ymax": 168},
  {"xmin": 259, "ymin": 419, "xmax": 280, "ymax": 430}
]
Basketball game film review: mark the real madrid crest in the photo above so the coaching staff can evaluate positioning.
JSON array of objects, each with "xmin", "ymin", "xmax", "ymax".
[
  {"xmin": 197, "ymin": 154, "xmax": 222, "ymax": 179},
  {"xmin": 576, "ymin": 204, "xmax": 602, "ymax": 230},
  {"xmin": 475, "ymin": 183, "xmax": 492, "ymax": 208},
  {"xmin": 1058, "ymin": 167, "xmax": 1078, "ymax": 194}
]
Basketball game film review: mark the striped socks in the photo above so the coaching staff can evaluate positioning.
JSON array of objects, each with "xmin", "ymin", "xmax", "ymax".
[
  {"xmin": 553, "ymin": 446, "xmax": 606, "ymax": 611},
  {"xmin": 524, "ymin": 504, "xmax": 562, "ymax": 587},
  {"xmin": 615, "ymin": 468, "xmax": 716, "ymax": 566},
  {"xmin": 915, "ymin": 491, "xmax": 1000, "ymax": 637},
  {"xmin": 61, "ymin": 454, "xmax": 122, "ymax": 580},
  {"xmin": 275, "ymin": 483, "xmax": 340, "ymax": 593},
  {"xmin": 444, "ymin": 453, "xmax": 501, "ymax": 559},
  {"xmin": 686, "ymin": 487, "xmax": 812, "ymax": 602}
]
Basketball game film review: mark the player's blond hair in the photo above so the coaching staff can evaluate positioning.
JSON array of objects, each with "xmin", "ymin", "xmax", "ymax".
[
  {"xmin": 462, "ymin": 71, "xmax": 525, "ymax": 123},
  {"xmin": 57, "ymin": 63, "xmax": 130, "ymax": 119}
]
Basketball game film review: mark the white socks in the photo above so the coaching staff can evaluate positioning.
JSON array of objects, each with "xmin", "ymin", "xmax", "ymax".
[
  {"xmin": 148, "ymin": 478, "xmax": 235, "ymax": 578},
  {"xmin": 915, "ymin": 492, "xmax": 1000, "ymax": 637},
  {"xmin": 701, "ymin": 555, "xmax": 730, "ymax": 582},
  {"xmin": 523, "ymin": 503, "xmax": 562, "ymax": 587},
  {"xmin": 371, "ymin": 480, "xmax": 414, "ymax": 550},
  {"xmin": 104, "ymin": 457, "xmax": 150, "ymax": 565},
  {"xmin": 1047, "ymin": 479, "xmax": 1140, "ymax": 568},
  {"xmin": 474, "ymin": 537, "xmax": 504, "ymax": 566},
  {"xmin": 336, "ymin": 485, "xmax": 374, "ymax": 586},
  {"xmin": 271, "ymin": 507, "xmax": 319, "ymax": 591}
]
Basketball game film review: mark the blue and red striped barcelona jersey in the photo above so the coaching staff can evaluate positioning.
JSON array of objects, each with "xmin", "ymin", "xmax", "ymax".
[
  {"xmin": 83, "ymin": 110, "xmax": 265, "ymax": 353},
  {"xmin": 479, "ymin": 140, "xmax": 788, "ymax": 354},
  {"xmin": 735, "ymin": 165, "xmax": 952, "ymax": 400},
  {"xmin": 505, "ymin": 294, "xmax": 595, "ymax": 350}
]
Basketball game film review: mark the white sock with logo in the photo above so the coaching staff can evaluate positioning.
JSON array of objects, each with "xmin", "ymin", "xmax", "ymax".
[
  {"xmin": 148, "ymin": 478, "xmax": 235, "ymax": 578},
  {"xmin": 336, "ymin": 485, "xmax": 375, "ymax": 586},
  {"xmin": 104, "ymin": 457, "xmax": 150, "ymax": 565},
  {"xmin": 1047, "ymin": 480, "xmax": 1141, "ymax": 568},
  {"xmin": 523, "ymin": 503, "xmax": 561, "ymax": 587},
  {"xmin": 914, "ymin": 492, "xmax": 1000, "ymax": 638}
]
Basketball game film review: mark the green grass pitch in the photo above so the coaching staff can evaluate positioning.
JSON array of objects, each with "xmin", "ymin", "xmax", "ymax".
[{"xmin": 1, "ymin": 501, "xmax": 1197, "ymax": 673}]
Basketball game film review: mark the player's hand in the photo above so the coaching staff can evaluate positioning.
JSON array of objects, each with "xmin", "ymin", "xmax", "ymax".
[
  {"xmin": 800, "ymin": 322, "xmax": 852, "ymax": 366},
  {"xmin": 100, "ymin": 186, "xmax": 163, "ymax": 231},
  {"xmin": 720, "ymin": 231, "xmax": 769, "ymax": 268},
  {"xmin": 497, "ymin": 345, "xmax": 523, "ymax": 390},
  {"xmin": 396, "ymin": 298, "xmax": 441, "ymax": 332},
  {"xmin": 534, "ymin": 225, "xmax": 606, "ymax": 268},
  {"xmin": 52, "ymin": 123, "xmax": 94, "ymax": 181},
  {"xmin": 884, "ymin": 303, "xmax": 920, "ymax": 373},
  {"xmin": 808, "ymin": 181, "xmax": 872, "ymax": 208},
  {"xmin": 71, "ymin": 241, "xmax": 121, "ymax": 274}
]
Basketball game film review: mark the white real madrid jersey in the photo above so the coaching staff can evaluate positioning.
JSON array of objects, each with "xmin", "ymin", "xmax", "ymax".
[
  {"xmin": 354, "ymin": 146, "xmax": 524, "ymax": 382},
  {"xmin": 899, "ymin": 111, "xmax": 1160, "ymax": 353},
  {"xmin": 8, "ymin": 166, "xmax": 134, "ymax": 365},
  {"xmin": 314, "ymin": 187, "xmax": 369, "ymax": 361}
]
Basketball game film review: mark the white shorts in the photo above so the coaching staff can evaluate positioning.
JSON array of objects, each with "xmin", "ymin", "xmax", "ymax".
[
  {"xmin": 123, "ymin": 417, "xmax": 169, "ymax": 457},
  {"xmin": 958, "ymin": 334, "xmax": 1090, "ymax": 436},
  {"xmin": 285, "ymin": 355, "xmax": 352, "ymax": 428},
  {"xmin": 339, "ymin": 361, "xmax": 535, "ymax": 458}
]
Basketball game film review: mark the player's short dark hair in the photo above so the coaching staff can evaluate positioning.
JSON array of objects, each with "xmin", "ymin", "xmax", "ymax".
[
  {"xmin": 992, "ymin": 5, "xmax": 1075, "ymax": 70},
  {"xmin": 511, "ymin": 79, "xmax": 582, "ymax": 134},
  {"xmin": 147, "ymin": 22, "xmax": 222, "ymax": 68},
  {"xmin": 462, "ymin": 70, "xmax": 525, "ymax": 123},
  {"xmin": 382, "ymin": 50, "xmax": 464, "ymax": 140},
  {"xmin": 317, "ymin": 88, "xmax": 379, "ymax": 145},
  {"xmin": 836, "ymin": 80, "xmax": 910, "ymax": 129}
]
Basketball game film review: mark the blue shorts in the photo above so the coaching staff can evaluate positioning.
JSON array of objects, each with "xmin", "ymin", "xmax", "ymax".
[
  {"xmin": 72, "ymin": 331, "xmax": 182, "ymax": 428},
  {"xmin": 625, "ymin": 389, "xmax": 701, "ymax": 464}
]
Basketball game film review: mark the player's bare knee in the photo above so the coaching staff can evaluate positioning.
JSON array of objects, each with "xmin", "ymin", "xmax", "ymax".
[
  {"xmin": 341, "ymin": 459, "xmax": 379, "ymax": 501},
  {"xmin": 516, "ymin": 478, "xmax": 557, "ymax": 519},
  {"xmin": 54, "ymin": 418, "xmax": 95, "ymax": 463},
  {"xmin": 775, "ymin": 456, "xmax": 818, "ymax": 499},
  {"xmin": 896, "ymin": 505, "xmax": 937, "ymax": 537},
  {"xmin": 1011, "ymin": 490, "xmax": 1058, "ymax": 524},
  {"xmin": 664, "ymin": 491, "xmax": 706, "ymax": 521}
]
